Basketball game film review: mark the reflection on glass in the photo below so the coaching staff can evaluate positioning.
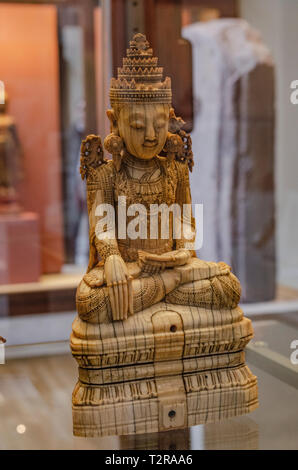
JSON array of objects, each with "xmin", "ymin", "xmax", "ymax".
[
  {"xmin": 72, "ymin": 360, "xmax": 258, "ymax": 439},
  {"xmin": 202, "ymin": 417, "xmax": 259, "ymax": 450}
]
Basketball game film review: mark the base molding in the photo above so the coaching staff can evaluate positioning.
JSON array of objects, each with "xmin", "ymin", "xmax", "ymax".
[{"xmin": 72, "ymin": 364, "xmax": 258, "ymax": 437}]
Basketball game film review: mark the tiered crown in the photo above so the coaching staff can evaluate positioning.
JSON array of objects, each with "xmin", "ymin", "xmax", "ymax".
[{"xmin": 109, "ymin": 33, "xmax": 172, "ymax": 105}]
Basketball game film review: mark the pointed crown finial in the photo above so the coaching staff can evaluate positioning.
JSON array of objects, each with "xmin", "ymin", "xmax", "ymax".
[{"xmin": 109, "ymin": 33, "xmax": 172, "ymax": 105}]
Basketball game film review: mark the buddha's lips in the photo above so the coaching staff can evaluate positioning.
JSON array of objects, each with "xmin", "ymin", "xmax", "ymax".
[{"xmin": 143, "ymin": 142, "xmax": 158, "ymax": 148}]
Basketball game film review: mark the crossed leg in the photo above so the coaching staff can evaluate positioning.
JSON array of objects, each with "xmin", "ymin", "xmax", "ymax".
[{"xmin": 76, "ymin": 257, "xmax": 241, "ymax": 324}]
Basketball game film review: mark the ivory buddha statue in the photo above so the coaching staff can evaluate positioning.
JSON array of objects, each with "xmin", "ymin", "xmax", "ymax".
[
  {"xmin": 76, "ymin": 33, "xmax": 241, "ymax": 325},
  {"xmin": 71, "ymin": 33, "xmax": 257, "ymax": 437}
]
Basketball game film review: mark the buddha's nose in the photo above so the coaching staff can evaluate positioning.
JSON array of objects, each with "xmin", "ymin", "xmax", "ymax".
[{"xmin": 145, "ymin": 121, "xmax": 156, "ymax": 142}]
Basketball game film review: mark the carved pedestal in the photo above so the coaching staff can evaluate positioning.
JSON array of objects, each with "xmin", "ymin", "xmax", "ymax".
[{"xmin": 70, "ymin": 303, "xmax": 258, "ymax": 437}]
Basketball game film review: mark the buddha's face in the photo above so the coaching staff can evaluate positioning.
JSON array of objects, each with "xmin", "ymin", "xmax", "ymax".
[{"xmin": 115, "ymin": 103, "xmax": 170, "ymax": 160}]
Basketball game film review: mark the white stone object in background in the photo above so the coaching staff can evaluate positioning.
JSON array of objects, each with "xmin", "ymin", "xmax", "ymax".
[{"xmin": 183, "ymin": 19, "xmax": 275, "ymax": 301}]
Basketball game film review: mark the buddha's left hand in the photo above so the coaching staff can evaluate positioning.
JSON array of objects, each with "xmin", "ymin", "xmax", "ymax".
[{"xmin": 138, "ymin": 249, "xmax": 191, "ymax": 274}]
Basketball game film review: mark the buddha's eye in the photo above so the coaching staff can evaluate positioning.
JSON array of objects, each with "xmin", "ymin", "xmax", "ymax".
[{"xmin": 130, "ymin": 121, "xmax": 145, "ymax": 130}]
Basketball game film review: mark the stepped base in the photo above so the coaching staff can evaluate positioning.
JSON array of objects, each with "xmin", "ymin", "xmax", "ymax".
[
  {"xmin": 71, "ymin": 302, "xmax": 253, "ymax": 371},
  {"xmin": 71, "ymin": 302, "xmax": 258, "ymax": 437},
  {"xmin": 72, "ymin": 364, "xmax": 258, "ymax": 438}
]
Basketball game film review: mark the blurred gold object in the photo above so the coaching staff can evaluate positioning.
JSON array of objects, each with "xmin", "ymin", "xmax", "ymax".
[{"xmin": 0, "ymin": 91, "xmax": 23, "ymax": 213}]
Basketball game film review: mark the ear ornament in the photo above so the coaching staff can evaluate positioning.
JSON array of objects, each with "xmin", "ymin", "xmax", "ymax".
[
  {"xmin": 104, "ymin": 134, "xmax": 125, "ymax": 172},
  {"xmin": 163, "ymin": 132, "xmax": 183, "ymax": 164}
]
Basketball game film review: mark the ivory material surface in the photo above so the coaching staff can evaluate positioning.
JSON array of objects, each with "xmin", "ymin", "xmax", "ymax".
[
  {"xmin": 71, "ymin": 33, "xmax": 258, "ymax": 435},
  {"xmin": 77, "ymin": 351, "xmax": 246, "ymax": 385},
  {"xmin": 72, "ymin": 364, "xmax": 258, "ymax": 438},
  {"xmin": 71, "ymin": 303, "xmax": 253, "ymax": 371}
]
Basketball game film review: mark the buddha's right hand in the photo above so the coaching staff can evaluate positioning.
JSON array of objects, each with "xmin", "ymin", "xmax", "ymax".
[
  {"xmin": 138, "ymin": 249, "xmax": 191, "ymax": 274},
  {"xmin": 104, "ymin": 254, "xmax": 134, "ymax": 321}
]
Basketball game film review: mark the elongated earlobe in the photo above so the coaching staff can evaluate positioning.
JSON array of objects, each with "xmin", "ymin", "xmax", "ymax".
[{"xmin": 106, "ymin": 109, "xmax": 118, "ymax": 134}]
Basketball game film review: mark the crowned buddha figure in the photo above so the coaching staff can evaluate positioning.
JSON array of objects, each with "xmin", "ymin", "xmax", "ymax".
[
  {"xmin": 75, "ymin": 33, "xmax": 241, "ymax": 324},
  {"xmin": 71, "ymin": 34, "xmax": 258, "ymax": 436}
]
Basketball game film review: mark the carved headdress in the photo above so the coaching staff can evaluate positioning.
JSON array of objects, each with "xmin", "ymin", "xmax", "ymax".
[
  {"xmin": 104, "ymin": 33, "xmax": 193, "ymax": 173},
  {"xmin": 109, "ymin": 33, "xmax": 172, "ymax": 105}
]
